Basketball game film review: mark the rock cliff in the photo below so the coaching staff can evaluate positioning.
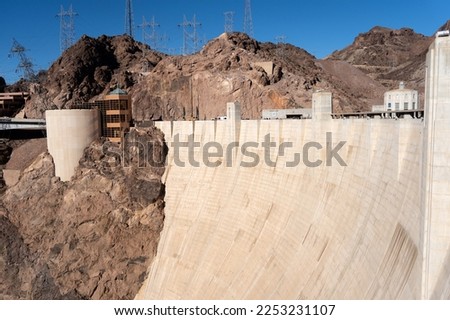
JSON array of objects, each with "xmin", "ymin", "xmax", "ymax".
[{"xmin": 0, "ymin": 127, "xmax": 166, "ymax": 299}]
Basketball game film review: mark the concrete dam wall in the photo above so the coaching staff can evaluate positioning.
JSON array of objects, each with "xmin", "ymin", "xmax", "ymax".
[
  {"xmin": 136, "ymin": 118, "xmax": 425, "ymax": 299},
  {"xmin": 135, "ymin": 33, "xmax": 450, "ymax": 300}
]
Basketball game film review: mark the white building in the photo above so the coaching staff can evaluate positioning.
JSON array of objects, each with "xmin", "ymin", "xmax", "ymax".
[{"xmin": 384, "ymin": 82, "xmax": 419, "ymax": 111}]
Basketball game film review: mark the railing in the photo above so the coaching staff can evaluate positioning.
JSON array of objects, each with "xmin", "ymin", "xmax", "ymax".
[{"xmin": 331, "ymin": 109, "xmax": 424, "ymax": 119}]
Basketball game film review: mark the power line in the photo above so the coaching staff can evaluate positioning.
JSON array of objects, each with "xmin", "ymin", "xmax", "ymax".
[
  {"xmin": 243, "ymin": 0, "xmax": 254, "ymax": 37},
  {"xmin": 178, "ymin": 15, "xmax": 202, "ymax": 55},
  {"xmin": 56, "ymin": 4, "xmax": 78, "ymax": 53},
  {"xmin": 224, "ymin": 11, "xmax": 234, "ymax": 33},
  {"xmin": 125, "ymin": 0, "xmax": 134, "ymax": 38},
  {"xmin": 8, "ymin": 38, "xmax": 36, "ymax": 81}
]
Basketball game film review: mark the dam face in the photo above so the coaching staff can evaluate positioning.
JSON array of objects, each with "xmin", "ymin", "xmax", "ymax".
[
  {"xmin": 137, "ymin": 119, "xmax": 424, "ymax": 299},
  {"xmin": 136, "ymin": 33, "xmax": 450, "ymax": 299}
]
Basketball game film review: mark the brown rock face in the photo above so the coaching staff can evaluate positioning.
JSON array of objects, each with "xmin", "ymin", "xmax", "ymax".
[
  {"xmin": 22, "ymin": 35, "xmax": 165, "ymax": 118},
  {"xmin": 0, "ymin": 127, "xmax": 167, "ymax": 299},
  {"xmin": 132, "ymin": 32, "xmax": 387, "ymax": 117},
  {"xmin": 0, "ymin": 77, "xmax": 5, "ymax": 93},
  {"xmin": 327, "ymin": 25, "xmax": 434, "ymax": 97}
]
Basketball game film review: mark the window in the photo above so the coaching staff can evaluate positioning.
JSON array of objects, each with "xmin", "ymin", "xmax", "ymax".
[
  {"xmin": 413, "ymin": 102, "xmax": 416, "ymax": 110},
  {"xmin": 387, "ymin": 103, "xmax": 392, "ymax": 111},
  {"xmin": 395, "ymin": 103, "xmax": 400, "ymax": 111},
  {"xmin": 404, "ymin": 102, "xmax": 408, "ymax": 110}
]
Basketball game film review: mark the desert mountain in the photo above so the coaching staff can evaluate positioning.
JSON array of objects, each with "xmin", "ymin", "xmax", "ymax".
[
  {"xmin": 132, "ymin": 32, "xmax": 390, "ymax": 118},
  {"xmin": 19, "ymin": 32, "xmax": 389, "ymax": 119},
  {"xmin": 327, "ymin": 26, "xmax": 432, "ymax": 88},
  {"xmin": 328, "ymin": 20, "xmax": 450, "ymax": 99},
  {"xmin": 21, "ymin": 35, "xmax": 164, "ymax": 118}
]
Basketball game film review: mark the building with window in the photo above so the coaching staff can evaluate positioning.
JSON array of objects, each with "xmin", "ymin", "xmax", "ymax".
[
  {"xmin": 0, "ymin": 92, "xmax": 29, "ymax": 117},
  {"xmin": 384, "ymin": 82, "xmax": 419, "ymax": 111},
  {"xmin": 77, "ymin": 88, "xmax": 131, "ymax": 143}
]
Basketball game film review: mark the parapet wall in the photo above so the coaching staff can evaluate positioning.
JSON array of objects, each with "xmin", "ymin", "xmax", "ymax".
[{"xmin": 137, "ymin": 118, "xmax": 426, "ymax": 299}]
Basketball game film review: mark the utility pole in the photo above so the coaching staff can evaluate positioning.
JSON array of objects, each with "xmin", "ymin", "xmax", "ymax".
[
  {"xmin": 125, "ymin": 0, "xmax": 134, "ymax": 38},
  {"xmin": 243, "ymin": 0, "xmax": 254, "ymax": 37},
  {"xmin": 9, "ymin": 39, "xmax": 36, "ymax": 81},
  {"xmin": 178, "ymin": 15, "xmax": 202, "ymax": 55},
  {"xmin": 224, "ymin": 11, "xmax": 234, "ymax": 33},
  {"xmin": 56, "ymin": 4, "xmax": 78, "ymax": 53}
]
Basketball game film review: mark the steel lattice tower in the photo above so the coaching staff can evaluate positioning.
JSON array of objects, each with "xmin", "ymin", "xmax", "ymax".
[
  {"xmin": 139, "ymin": 16, "xmax": 160, "ymax": 49},
  {"xmin": 125, "ymin": 0, "xmax": 134, "ymax": 38},
  {"xmin": 275, "ymin": 35, "xmax": 287, "ymax": 57},
  {"xmin": 224, "ymin": 11, "xmax": 234, "ymax": 33},
  {"xmin": 9, "ymin": 39, "xmax": 36, "ymax": 81},
  {"xmin": 56, "ymin": 4, "xmax": 78, "ymax": 53},
  {"xmin": 178, "ymin": 15, "xmax": 202, "ymax": 55},
  {"xmin": 243, "ymin": 0, "xmax": 254, "ymax": 37}
]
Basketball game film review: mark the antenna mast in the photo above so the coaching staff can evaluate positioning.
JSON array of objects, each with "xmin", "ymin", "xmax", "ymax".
[
  {"xmin": 56, "ymin": 4, "xmax": 78, "ymax": 53},
  {"xmin": 243, "ymin": 0, "xmax": 254, "ymax": 37}
]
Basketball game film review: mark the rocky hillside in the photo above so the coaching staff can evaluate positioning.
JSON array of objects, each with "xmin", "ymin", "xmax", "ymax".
[
  {"xmin": 19, "ymin": 32, "xmax": 389, "ymax": 119},
  {"xmin": 0, "ymin": 77, "xmax": 5, "ymax": 93},
  {"xmin": 21, "ymin": 35, "xmax": 164, "ymax": 118},
  {"xmin": 326, "ymin": 21, "xmax": 450, "ymax": 96},
  {"xmin": 132, "ymin": 32, "xmax": 386, "ymax": 118},
  {"xmin": 0, "ymin": 128, "xmax": 166, "ymax": 299}
]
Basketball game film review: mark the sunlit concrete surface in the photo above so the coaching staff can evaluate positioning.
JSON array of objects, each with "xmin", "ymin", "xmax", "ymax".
[
  {"xmin": 46, "ymin": 109, "xmax": 100, "ymax": 181},
  {"xmin": 137, "ymin": 118, "xmax": 423, "ymax": 299}
]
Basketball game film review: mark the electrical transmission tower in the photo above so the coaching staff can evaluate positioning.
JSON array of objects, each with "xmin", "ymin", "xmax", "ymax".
[
  {"xmin": 275, "ymin": 35, "xmax": 287, "ymax": 44},
  {"xmin": 224, "ymin": 11, "xmax": 234, "ymax": 33},
  {"xmin": 9, "ymin": 39, "xmax": 36, "ymax": 81},
  {"xmin": 275, "ymin": 35, "xmax": 287, "ymax": 57},
  {"xmin": 56, "ymin": 5, "xmax": 78, "ymax": 53},
  {"xmin": 125, "ymin": 0, "xmax": 134, "ymax": 38},
  {"xmin": 139, "ymin": 16, "xmax": 160, "ymax": 49},
  {"xmin": 178, "ymin": 15, "xmax": 202, "ymax": 55},
  {"xmin": 243, "ymin": 0, "xmax": 254, "ymax": 37}
]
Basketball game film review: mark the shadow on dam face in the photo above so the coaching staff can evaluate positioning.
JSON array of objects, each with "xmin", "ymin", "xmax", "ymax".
[{"xmin": 136, "ymin": 119, "xmax": 425, "ymax": 299}]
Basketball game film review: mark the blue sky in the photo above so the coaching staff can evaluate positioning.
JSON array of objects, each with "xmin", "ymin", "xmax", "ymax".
[{"xmin": 0, "ymin": 0, "xmax": 449, "ymax": 84}]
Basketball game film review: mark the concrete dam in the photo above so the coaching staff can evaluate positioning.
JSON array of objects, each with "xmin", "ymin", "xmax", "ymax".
[{"xmin": 134, "ymin": 33, "xmax": 450, "ymax": 299}]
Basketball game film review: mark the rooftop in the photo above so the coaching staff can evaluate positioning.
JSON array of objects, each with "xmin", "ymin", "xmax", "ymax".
[{"xmin": 108, "ymin": 88, "xmax": 128, "ymax": 95}]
